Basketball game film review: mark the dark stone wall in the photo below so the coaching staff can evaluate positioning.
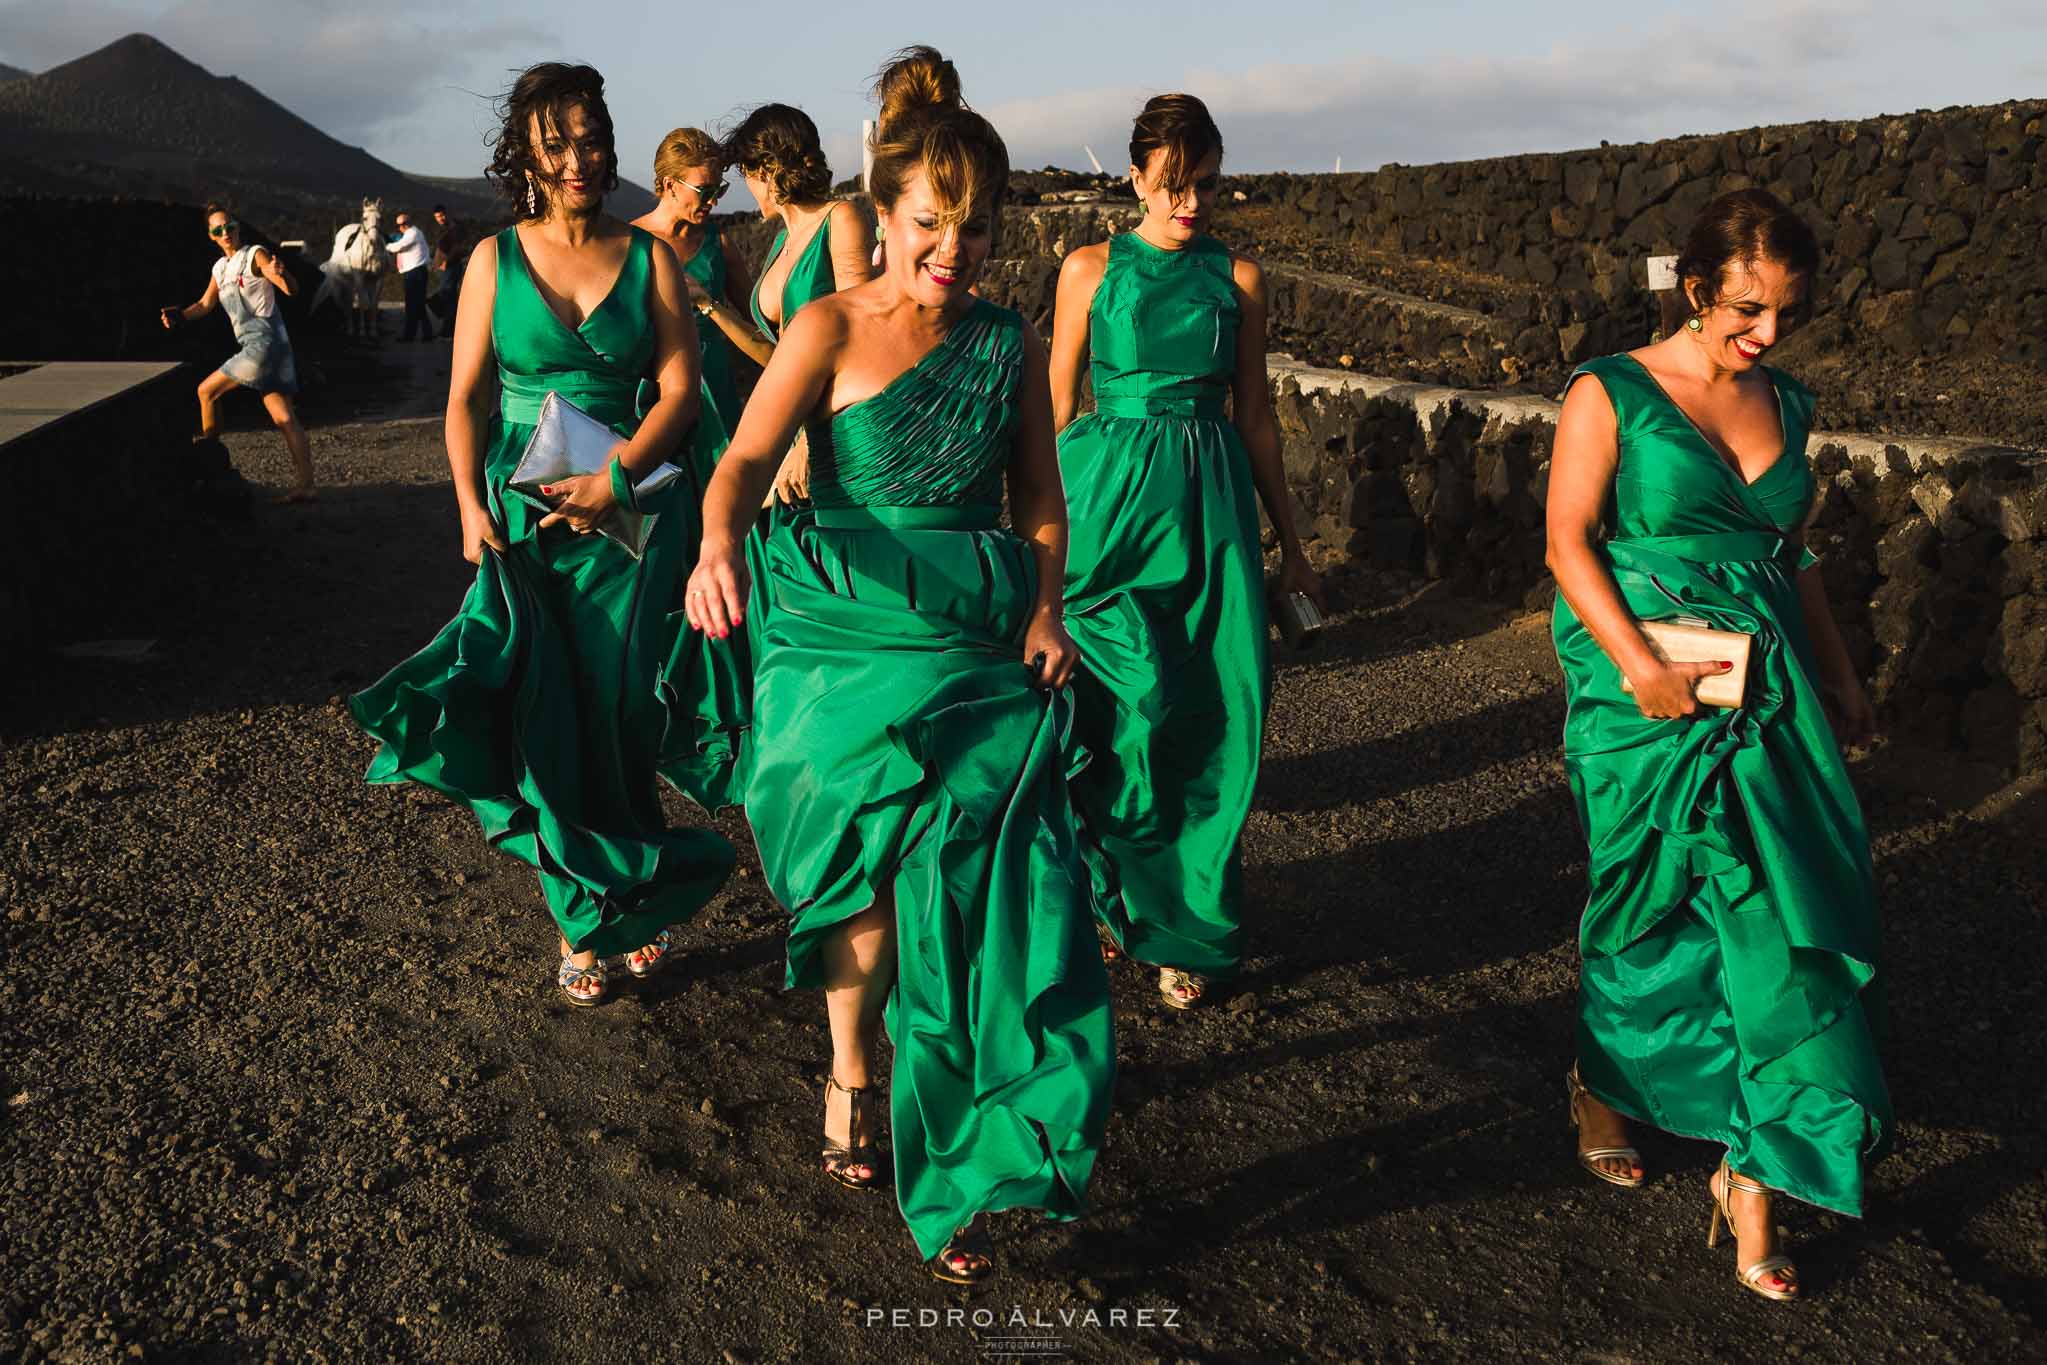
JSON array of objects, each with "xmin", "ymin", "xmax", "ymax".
[
  {"xmin": 1231, "ymin": 100, "xmax": 2047, "ymax": 373},
  {"xmin": 1269, "ymin": 361, "xmax": 2047, "ymax": 774}
]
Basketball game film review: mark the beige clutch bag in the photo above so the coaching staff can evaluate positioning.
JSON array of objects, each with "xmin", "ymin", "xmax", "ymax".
[{"xmin": 1620, "ymin": 616, "xmax": 1753, "ymax": 709}]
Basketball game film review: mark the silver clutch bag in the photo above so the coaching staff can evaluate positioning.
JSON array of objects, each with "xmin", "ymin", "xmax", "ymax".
[
  {"xmin": 1271, "ymin": 590, "xmax": 1326, "ymax": 650},
  {"xmin": 508, "ymin": 391, "xmax": 684, "ymax": 559}
]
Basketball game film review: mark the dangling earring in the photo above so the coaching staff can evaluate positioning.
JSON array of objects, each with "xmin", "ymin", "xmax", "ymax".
[
  {"xmin": 1685, "ymin": 314, "xmax": 1704, "ymax": 332},
  {"xmin": 525, "ymin": 172, "xmax": 540, "ymax": 217},
  {"xmin": 871, "ymin": 231, "xmax": 885, "ymax": 269}
]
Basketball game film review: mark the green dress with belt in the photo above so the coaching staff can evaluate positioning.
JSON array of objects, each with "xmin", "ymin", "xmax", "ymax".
[
  {"xmin": 350, "ymin": 225, "xmax": 736, "ymax": 953},
  {"xmin": 745, "ymin": 298, "xmax": 1114, "ymax": 1260},
  {"xmin": 1058, "ymin": 231, "xmax": 1270, "ymax": 978},
  {"xmin": 1551, "ymin": 353, "xmax": 1891, "ymax": 1214}
]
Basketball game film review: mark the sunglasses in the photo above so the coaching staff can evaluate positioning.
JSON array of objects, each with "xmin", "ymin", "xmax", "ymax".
[
  {"xmin": 208, "ymin": 220, "xmax": 239, "ymax": 237},
  {"xmin": 679, "ymin": 180, "xmax": 728, "ymax": 206}
]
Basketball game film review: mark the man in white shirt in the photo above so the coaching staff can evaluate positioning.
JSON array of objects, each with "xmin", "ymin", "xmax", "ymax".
[{"xmin": 384, "ymin": 212, "xmax": 431, "ymax": 341}]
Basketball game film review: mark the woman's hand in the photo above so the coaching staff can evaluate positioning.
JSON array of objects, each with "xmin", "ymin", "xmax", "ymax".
[
  {"xmin": 684, "ymin": 538, "xmax": 750, "ymax": 640},
  {"xmin": 1023, "ymin": 609, "xmax": 1080, "ymax": 690},
  {"xmin": 459, "ymin": 501, "xmax": 508, "ymax": 565},
  {"xmin": 1822, "ymin": 665, "xmax": 1877, "ymax": 749},
  {"xmin": 1275, "ymin": 551, "xmax": 1326, "ymax": 611},
  {"xmin": 682, "ymin": 274, "xmax": 713, "ymax": 312},
  {"xmin": 536, "ymin": 458, "xmax": 622, "ymax": 536},
  {"xmin": 770, "ymin": 442, "xmax": 810, "ymax": 508},
  {"xmin": 159, "ymin": 306, "xmax": 181, "ymax": 330},
  {"xmin": 1625, "ymin": 657, "xmax": 1734, "ymax": 720}
]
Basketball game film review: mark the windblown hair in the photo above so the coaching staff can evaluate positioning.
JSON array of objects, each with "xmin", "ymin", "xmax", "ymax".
[
  {"xmin": 867, "ymin": 45, "xmax": 1009, "ymax": 227},
  {"xmin": 204, "ymin": 200, "xmax": 230, "ymax": 221},
  {"xmin": 1130, "ymin": 93, "xmax": 1223, "ymax": 194},
  {"xmin": 487, "ymin": 62, "xmax": 620, "ymax": 220},
  {"xmin": 652, "ymin": 127, "xmax": 722, "ymax": 193},
  {"xmin": 721, "ymin": 104, "xmax": 833, "ymax": 206},
  {"xmin": 1663, "ymin": 188, "xmax": 1820, "ymax": 335}
]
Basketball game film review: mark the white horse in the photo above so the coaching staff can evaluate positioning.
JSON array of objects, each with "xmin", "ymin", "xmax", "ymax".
[{"xmin": 311, "ymin": 197, "xmax": 388, "ymax": 337}]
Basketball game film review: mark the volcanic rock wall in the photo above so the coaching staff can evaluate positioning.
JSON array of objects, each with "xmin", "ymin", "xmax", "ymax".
[
  {"xmin": 1232, "ymin": 101, "xmax": 2047, "ymax": 375},
  {"xmin": 1269, "ymin": 359, "xmax": 2047, "ymax": 774}
]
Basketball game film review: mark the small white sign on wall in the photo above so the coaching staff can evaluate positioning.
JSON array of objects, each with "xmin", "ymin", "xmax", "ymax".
[{"xmin": 1646, "ymin": 254, "xmax": 1679, "ymax": 291}]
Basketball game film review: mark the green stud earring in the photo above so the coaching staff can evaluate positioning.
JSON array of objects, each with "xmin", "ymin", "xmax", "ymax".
[{"xmin": 1686, "ymin": 315, "xmax": 1704, "ymax": 332}]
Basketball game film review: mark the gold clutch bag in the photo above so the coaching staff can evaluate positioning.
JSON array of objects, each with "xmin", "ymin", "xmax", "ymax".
[{"xmin": 1620, "ymin": 616, "xmax": 1753, "ymax": 709}]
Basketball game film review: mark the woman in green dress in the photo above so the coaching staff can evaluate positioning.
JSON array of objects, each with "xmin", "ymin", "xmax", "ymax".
[
  {"xmin": 1546, "ymin": 189, "xmax": 1889, "ymax": 1302},
  {"xmin": 720, "ymin": 102, "xmax": 875, "ymax": 509},
  {"xmin": 628, "ymin": 127, "xmax": 773, "ymax": 818},
  {"xmin": 685, "ymin": 47, "xmax": 1113, "ymax": 1283},
  {"xmin": 1049, "ymin": 94, "xmax": 1321, "ymax": 1009},
  {"xmin": 350, "ymin": 63, "xmax": 735, "ymax": 1003}
]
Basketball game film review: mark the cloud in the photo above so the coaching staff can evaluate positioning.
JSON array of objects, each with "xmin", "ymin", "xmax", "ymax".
[
  {"xmin": 0, "ymin": 0, "xmax": 547, "ymax": 149},
  {"xmin": 981, "ymin": 0, "xmax": 1945, "ymax": 174}
]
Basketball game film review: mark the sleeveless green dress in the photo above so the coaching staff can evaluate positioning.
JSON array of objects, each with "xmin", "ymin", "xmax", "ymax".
[
  {"xmin": 1058, "ymin": 232, "xmax": 1270, "ymax": 978},
  {"xmin": 745, "ymin": 299, "xmax": 1114, "ymax": 1260},
  {"xmin": 635, "ymin": 222, "xmax": 752, "ymax": 810},
  {"xmin": 749, "ymin": 209, "xmax": 838, "ymax": 341},
  {"xmin": 1551, "ymin": 354, "xmax": 1891, "ymax": 1214},
  {"xmin": 350, "ymin": 226, "xmax": 736, "ymax": 954}
]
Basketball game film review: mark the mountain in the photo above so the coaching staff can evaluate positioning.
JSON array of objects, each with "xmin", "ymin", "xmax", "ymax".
[
  {"xmin": 0, "ymin": 63, "xmax": 29, "ymax": 83},
  {"xmin": 0, "ymin": 34, "xmax": 498, "ymax": 238}
]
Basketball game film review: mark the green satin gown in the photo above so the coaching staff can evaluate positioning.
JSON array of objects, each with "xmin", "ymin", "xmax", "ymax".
[
  {"xmin": 636, "ymin": 221, "xmax": 752, "ymax": 810},
  {"xmin": 745, "ymin": 298, "xmax": 1115, "ymax": 1260},
  {"xmin": 1059, "ymin": 231, "xmax": 1270, "ymax": 978},
  {"xmin": 1551, "ymin": 354, "xmax": 1891, "ymax": 1214},
  {"xmin": 351, "ymin": 225, "xmax": 736, "ymax": 954},
  {"xmin": 749, "ymin": 208, "xmax": 839, "ymax": 342}
]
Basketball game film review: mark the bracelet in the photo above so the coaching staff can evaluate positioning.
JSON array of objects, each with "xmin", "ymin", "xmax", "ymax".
[{"xmin": 608, "ymin": 455, "xmax": 638, "ymax": 513}]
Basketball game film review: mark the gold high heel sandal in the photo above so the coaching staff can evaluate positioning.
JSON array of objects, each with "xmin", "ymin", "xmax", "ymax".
[
  {"xmin": 1565, "ymin": 1067, "xmax": 1644, "ymax": 1189},
  {"xmin": 1708, "ymin": 1160, "xmax": 1799, "ymax": 1302}
]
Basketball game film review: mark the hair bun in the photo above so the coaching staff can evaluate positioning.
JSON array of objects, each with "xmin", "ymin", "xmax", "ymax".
[{"xmin": 874, "ymin": 45, "xmax": 963, "ymax": 139}]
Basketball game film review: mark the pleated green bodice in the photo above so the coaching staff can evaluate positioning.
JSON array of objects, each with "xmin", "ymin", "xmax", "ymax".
[
  {"xmin": 1551, "ymin": 352, "xmax": 1890, "ymax": 1215},
  {"xmin": 1059, "ymin": 230, "xmax": 1268, "ymax": 976},
  {"xmin": 804, "ymin": 298, "xmax": 1015, "ymax": 524}
]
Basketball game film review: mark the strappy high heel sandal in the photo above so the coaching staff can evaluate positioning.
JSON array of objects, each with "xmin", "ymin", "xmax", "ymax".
[
  {"xmin": 1565, "ymin": 1066, "xmax": 1645, "ymax": 1188},
  {"xmin": 820, "ymin": 1077, "xmax": 883, "ymax": 1192},
  {"xmin": 1709, "ymin": 1160, "xmax": 1799, "ymax": 1302},
  {"xmin": 929, "ymin": 1216, "xmax": 994, "ymax": 1285}
]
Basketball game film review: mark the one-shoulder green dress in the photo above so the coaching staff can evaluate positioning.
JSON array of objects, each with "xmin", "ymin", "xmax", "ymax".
[
  {"xmin": 351, "ymin": 226, "xmax": 736, "ymax": 954},
  {"xmin": 745, "ymin": 299, "xmax": 1114, "ymax": 1260},
  {"xmin": 1059, "ymin": 232, "xmax": 1270, "ymax": 978},
  {"xmin": 1551, "ymin": 354, "xmax": 1891, "ymax": 1214}
]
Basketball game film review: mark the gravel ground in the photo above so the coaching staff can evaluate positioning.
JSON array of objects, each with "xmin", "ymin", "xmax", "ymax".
[{"xmin": 3, "ymin": 353, "xmax": 2044, "ymax": 1363}]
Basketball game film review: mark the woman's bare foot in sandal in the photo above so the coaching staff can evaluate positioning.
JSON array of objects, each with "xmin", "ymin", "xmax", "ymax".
[
  {"xmin": 556, "ymin": 937, "xmax": 608, "ymax": 1007},
  {"xmin": 1566, "ymin": 1066, "xmax": 1645, "ymax": 1187},
  {"xmin": 1158, "ymin": 967, "xmax": 1206, "ymax": 1010},
  {"xmin": 821, "ymin": 1070, "xmax": 883, "ymax": 1191},
  {"xmin": 1710, "ymin": 1162, "xmax": 1799, "ymax": 1301},
  {"xmin": 929, "ymin": 1214, "xmax": 993, "ymax": 1284}
]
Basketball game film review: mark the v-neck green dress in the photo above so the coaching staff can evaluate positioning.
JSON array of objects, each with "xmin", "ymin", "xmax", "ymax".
[
  {"xmin": 1551, "ymin": 353, "xmax": 1890, "ymax": 1214},
  {"xmin": 1058, "ymin": 232, "xmax": 1270, "ymax": 978},
  {"xmin": 351, "ymin": 225, "xmax": 735, "ymax": 955},
  {"xmin": 745, "ymin": 299, "xmax": 1114, "ymax": 1261},
  {"xmin": 749, "ymin": 209, "xmax": 838, "ymax": 342}
]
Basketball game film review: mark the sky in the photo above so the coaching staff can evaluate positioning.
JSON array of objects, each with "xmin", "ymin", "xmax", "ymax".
[{"xmin": 3, "ymin": 0, "xmax": 2044, "ymax": 206}]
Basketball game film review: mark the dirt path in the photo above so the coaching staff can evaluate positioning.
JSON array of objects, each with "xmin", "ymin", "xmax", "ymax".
[{"xmin": 3, "ymin": 403, "xmax": 2044, "ymax": 1363}]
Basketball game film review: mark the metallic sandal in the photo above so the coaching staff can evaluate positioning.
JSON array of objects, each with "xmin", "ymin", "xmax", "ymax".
[
  {"xmin": 1709, "ymin": 1160, "xmax": 1800, "ymax": 1302},
  {"xmin": 624, "ymin": 926, "xmax": 680, "ymax": 979},
  {"xmin": 821, "ymin": 1077, "xmax": 883, "ymax": 1192},
  {"xmin": 1158, "ymin": 967, "xmax": 1207, "ymax": 1010},
  {"xmin": 556, "ymin": 953, "xmax": 609, "ymax": 1008},
  {"xmin": 928, "ymin": 1217, "xmax": 994, "ymax": 1285},
  {"xmin": 1566, "ymin": 1066, "xmax": 1645, "ymax": 1188}
]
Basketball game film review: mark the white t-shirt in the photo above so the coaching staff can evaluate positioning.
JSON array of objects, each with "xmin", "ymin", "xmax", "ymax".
[
  {"xmin": 386, "ymin": 226, "xmax": 429, "ymax": 273},
  {"xmin": 211, "ymin": 246, "xmax": 277, "ymax": 321}
]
